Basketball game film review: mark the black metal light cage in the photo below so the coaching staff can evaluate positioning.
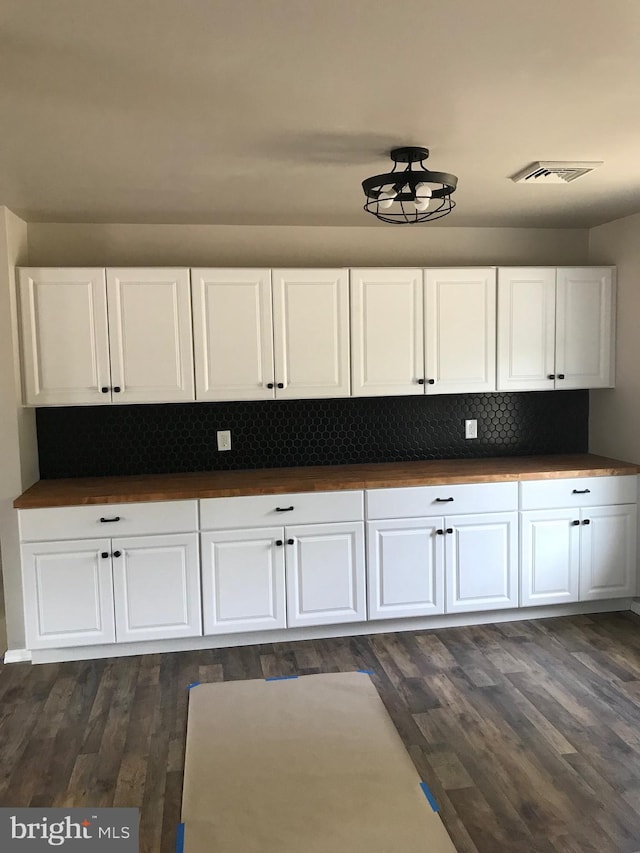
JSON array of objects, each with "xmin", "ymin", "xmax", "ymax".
[{"xmin": 362, "ymin": 146, "xmax": 458, "ymax": 224}]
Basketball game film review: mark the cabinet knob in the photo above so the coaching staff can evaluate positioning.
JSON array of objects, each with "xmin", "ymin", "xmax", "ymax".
[
  {"xmin": 277, "ymin": 382, "xmax": 284, "ymax": 389},
  {"xmin": 417, "ymin": 378, "xmax": 425, "ymax": 385},
  {"xmin": 436, "ymin": 497, "xmax": 454, "ymax": 503},
  {"xmin": 436, "ymin": 529, "xmax": 444, "ymax": 535},
  {"xmin": 446, "ymin": 528, "xmax": 453, "ymax": 534},
  {"xmin": 427, "ymin": 379, "xmax": 435, "ymax": 385},
  {"xmin": 571, "ymin": 520, "xmax": 580, "ymax": 526},
  {"xmin": 557, "ymin": 374, "xmax": 565, "ymax": 380},
  {"xmin": 113, "ymin": 386, "xmax": 121, "ymax": 393},
  {"xmin": 101, "ymin": 551, "xmax": 109, "ymax": 559},
  {"xmin": 101, "ymin": 386, "xmax": 109, "ymax": 393},
  {"xmin": 275, "ymin": 506, "xmax": 294, "ymax": 512},
  {"xmin": 100, "ymin": 516, "xmax": 121, "ymax": 523},
  {"xmin": 548, "ymin": 374, "xmax": 555, "ymax": 380},
  {"xmin": 275, "ymin": 540, "xmax": 283, "ymax": 547},
  {"xmin": 582, "ymin": 519, "xmax": 591, "ymax": 525},
  {"xmin": 113, "ymin": 550, "xmax": 122, "ymax": 558},
  {"xmin": 287, "ymin": 538, "xmax": 294, "ymax": 545},
  {"xmin": 266, "ymin": 382, "xmax": 274, "ymax": 389},
  {"xmin": 572, "ymin": 489, "xmax": 591, "ymax": 495}
]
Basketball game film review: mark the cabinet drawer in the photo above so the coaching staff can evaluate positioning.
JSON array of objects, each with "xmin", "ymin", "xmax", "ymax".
[
  {"xmin": 519, "ymin": 476, "xmax": 637, "ymax": 510},
  {"xmin": 366, "ymin": 482, "xmax": 518, "ymax": 520},
  {"xmin": 19, "ymin": 500, "xmax": 199, "ymax": 542},
  {"xmin": 200, "ymin": 490, "xmax": 364, "ymax": 530}
]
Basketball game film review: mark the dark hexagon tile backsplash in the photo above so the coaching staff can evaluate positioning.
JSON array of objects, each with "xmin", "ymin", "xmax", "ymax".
[{"xmin": 36, "ymin": 391, "xmax": 589, "ymax": 479}]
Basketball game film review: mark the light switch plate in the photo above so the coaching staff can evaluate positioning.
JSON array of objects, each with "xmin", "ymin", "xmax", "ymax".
[
  {"xmin": 465, "ymin": 419, "xmax": 478, "ymax": 440},
  {"xmin": 217, "ymin": 430, "xmax": 232, "ymax": 451}
]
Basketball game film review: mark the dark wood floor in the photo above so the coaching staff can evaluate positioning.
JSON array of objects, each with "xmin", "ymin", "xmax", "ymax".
[{"xmin": 3, "ymin": 613, "xmax": 640, "ymax": 852}]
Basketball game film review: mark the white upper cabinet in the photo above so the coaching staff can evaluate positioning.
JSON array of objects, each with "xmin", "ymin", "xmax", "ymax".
[
  {"xmin": 192, "ymin": 268, "xmax": 349, "ymax": 401},
  {"xmin": 351, "ymin": 268, "xmax": 496, "ymax": 397},
  {"xmin": 19, "ymin": 267, "xmax": 195, "ymax": 406},
  {"xmin": 555, "ymin": 267, "xmax": 615, "ymax": 389},
  {"xmin": 272, "ymin": 269, "xmax": 350, "ymax": 399},
  {"xmin": 350, "ymin": 269, "xmax": 425, "ymax": 397},
  {"xmin": 497, "ymin": 268, "xmax": 556, "ymax": 391},
  {"xmin": 107, "ymin": 269, "xmax": 194, "ymax": 404},
  {"xmin": 497, "ymin": 267, "xmax": 615, "ymax": 391},
  {"xmin": 191, "ymin": 269, "xmax": 274, "ymax": 401},
  {"xmin": 19, "ymin": 268, "xmax": 111, "ymax": 406},
  {"xmin": 424, "ymin": 268, "xmax": 496, "ymax": 394}
]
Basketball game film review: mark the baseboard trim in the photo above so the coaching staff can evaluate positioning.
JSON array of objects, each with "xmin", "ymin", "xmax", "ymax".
[
  {"xmin": 629, "ymin": 599, "xmax": 640, "ymax": 616},
  {"xmin": 4, "ymin": 648, "xmax": 32, "ymax": 664},
  {"xmin": 28, "ymin": 598, "xmax": 632, "ymax": 665}
]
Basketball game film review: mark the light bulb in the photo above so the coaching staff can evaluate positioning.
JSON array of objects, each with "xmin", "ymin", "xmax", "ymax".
[
  {"xmin": 414, "ymin": 182, "xmax": 432, "ymax": 211},
  {"xmin": 377, "ymin": 185, "xmax": 397, "ymax": 209}
]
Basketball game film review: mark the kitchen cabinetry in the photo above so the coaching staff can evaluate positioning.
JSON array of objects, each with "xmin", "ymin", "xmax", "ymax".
[
  {"xmin": 366, "ymin": 482, "xmax": 518, "ymax": 619},
  {"xmin": 20, "ymin": 501, "xmax": 201, "ymax": 649},
  {"xmin": 200, "ymin": 491, "xmax": 366, "ymax": 633},
  {"xmin": 18, "ymin": 268, "xmax": 195, "ymax": 406},
  {"xmin": 497, "ymin": 267, "xmax": 615, "ymax": 391},
  {"xmin": 351, "ymin": 268, "xmax": 496, "ymax": 397},
  {"xmin": 520, "ymin": 476, "xmax": 637, "ymax": 606},
  {"xmin": 191, "ymin": 268, "xmax": 350, "ymax": 401}
]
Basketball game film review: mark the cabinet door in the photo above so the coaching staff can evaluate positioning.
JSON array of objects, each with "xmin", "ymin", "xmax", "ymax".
[
  {"xmin": 286, "ymin": 522, "xmax": 366, "ymax": 627},
  {"xmin": 580, "ymin": 505, "xmax": 637, "ymax": 600},
  {"xmin": 18, "ymin": 268, "xmax": 111, "ymax": 406},
  {"xmin": 497, "ymin": 268, "xmax": 556, "ymax": 391},
  {"xmin": 555, "ymin": 267, "xmax": 615, "ymax": 389},
  {"xmin": 367, "ymin": 518, "xmax": 444, "ymax": 620},
  {"xmin": 520, "ymin": 510, "xmax": 580, "ymax": 606},
  {"xmin": 191, "ymin": 269, "xmax": 275, "ymax": 401},
  {"xmin": 107, "ymin": 269, "xmax": 194, "ymax": 403},
  {"xmin": 272, "ymin": 269, "xmax": 350, "ymax": 399},
  {"xmin": 201, "ymin": 528, "xmax": 286, "ymax": 635},
  {"xmin": 445, "ymin": 512, "xmax": 518, "ymax": 613},
  {"xmin": 112, "ymin": 533, "xmax": 201, "ymax": 642},
  {"xmin": 21, "ymin": 539, "xmax": 115, "ymax": 649},
  {"xmin": 425, "ymin": 268, "xmax": 496, "ymax": 393},
  {"xmin": 350, "ymin": 269, "xmax": 424, "ymax": 396}
]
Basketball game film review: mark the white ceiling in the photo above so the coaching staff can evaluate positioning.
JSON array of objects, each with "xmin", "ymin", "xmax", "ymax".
[{"xmin": 2, "ymin": 0, "xmax": 640, "ymax": 228}]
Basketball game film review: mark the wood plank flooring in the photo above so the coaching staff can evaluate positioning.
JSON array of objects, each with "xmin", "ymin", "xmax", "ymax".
[{"xmin": 3, "ymin": 613, "xmax": 640, "ymax": 852}]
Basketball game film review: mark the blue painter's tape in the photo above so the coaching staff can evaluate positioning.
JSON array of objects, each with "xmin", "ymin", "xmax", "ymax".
[
  {"xmin": 420, "ymin": 781, "xmax": 439, "ymax": 813},
  {"xmin": 358, "ymin": 669, "xmax": 374, "ymax": 675},
  {"xmin": 186, "ymin": 681, "xmax": 201, "ymax": 691},
  {"xmin": 265, "ymin": 675, "xmax": 299, "ymax": 681},
  {"xmin": 175, "ymin": 823, "xmax": 185, "ymax": 853}
]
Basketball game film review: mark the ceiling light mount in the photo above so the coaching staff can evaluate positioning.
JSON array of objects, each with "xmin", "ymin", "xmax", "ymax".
[{"xmin": 362, "ymin": 146, "xmax": 458, "ymax": 224}]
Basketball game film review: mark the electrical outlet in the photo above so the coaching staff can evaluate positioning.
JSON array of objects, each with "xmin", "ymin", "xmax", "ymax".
[
  {"xmin": 465, "ymin": 419, "xmax": 478, "ymax": 440},
  {"xmin": 216, "ymin": 430, "xmax": 232, "ymax": 451}
]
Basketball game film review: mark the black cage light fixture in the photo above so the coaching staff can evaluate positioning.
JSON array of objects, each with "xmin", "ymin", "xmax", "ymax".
[{"xmin": 362, "ymin": 146, "xmax": 458, "ymax": 224}]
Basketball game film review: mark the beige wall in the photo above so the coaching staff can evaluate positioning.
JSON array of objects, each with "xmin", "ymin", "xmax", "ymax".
[
  {"xmin": 589, "ymin": 212, "xmax": 640, "ymax": 463},
  {"xmin": 26, "ymin": 223, "xmax": 590, "ymax": 268},
  {"xmin": 0, "ymin": 207, "xmax": 37, "ymax": 651}
]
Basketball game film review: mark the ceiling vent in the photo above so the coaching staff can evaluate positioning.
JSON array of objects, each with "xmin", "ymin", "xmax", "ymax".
[{"xmin": 511, "ymin": 161, "xmax": 603, "ymax": 184}]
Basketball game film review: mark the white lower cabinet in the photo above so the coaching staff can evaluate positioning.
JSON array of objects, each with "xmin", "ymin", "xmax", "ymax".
[
  {"xmin": 519, "ymin": 475, "xmax": 638, "ymax": 607},
  {"xmin": 367, "ymin": 511, "xmax": 518, "ymax": 620},
  {"xmin": 201, "ymin": 527, "xmax": 287, "ymax": 634},
  {"xmin": 520, "ymin": 510, "xmax": 580, "ymax": 606},
  {"xmin": 367, "ymin": 519, "xmax": 444, "ymax": 620},
  {"xmin": 201, "ymin": 521, "xmax": 366, "ymax": 633},
  {"xmin": 22, "ymin": 539, "xmax": 116, "ymax": 649},
  {"xmin": 23, "ymin": 533, "xmax": 202, "ymax": 649},
  {"xmin": 112, "ymin": 533, "xmax": 201, "ymax": 642},
  {"xmin": 445, "ymin": 512, "xmax": 519, "ymax": 614},
  {"xmin": 580, "ymin": 505, "xmax": 637, "ymax": 600},
  {"xmin": 285, "ymin": 522, "xmax": 366, "ymax": 628}
]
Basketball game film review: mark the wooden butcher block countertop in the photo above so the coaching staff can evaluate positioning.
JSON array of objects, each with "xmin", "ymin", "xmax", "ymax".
[{"xmin": 13, "ymin": 454, "xmax": 639, "ymax": 509}]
